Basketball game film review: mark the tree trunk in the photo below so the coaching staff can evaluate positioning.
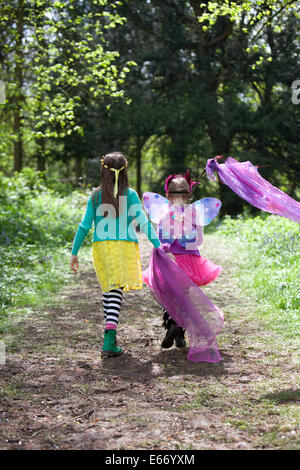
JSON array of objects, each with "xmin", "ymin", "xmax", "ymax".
[
  {"xmin": 206, "ymin": 117, "xmax": 246, "ymax": 215},
  {"xmin": 136, "ymin": 150, "xmax": 141, "ymax": 197},
  {"xmin": 13, "ymin": 106, "xmax": 23, "ymax": 172},
  {"xmin": 66, "ymin": 159, "xmax": 70, "ymax": 180},
  {"xmin": 75, "ymin": 156, "xmax": 82, "ymax": 180},
  {"xmin": 187, "ymin": 8, "xmax": 238, "ymax": 214},
  {"xmin": 36, "ymin": 137, "xmax": 46, "ymax": 172},
  {"xmin": 13, "ymin": 0, "xmax": 24, "ymax": 172},
  {"xmin": 135, "ymin": 137, "xmax": 145, "ymax": 197}
]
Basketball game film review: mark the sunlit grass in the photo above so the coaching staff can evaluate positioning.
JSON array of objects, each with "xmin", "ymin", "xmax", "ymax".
[{"xmin": 217, "ymin": 213, "xmax": 300, "ymax": 339}]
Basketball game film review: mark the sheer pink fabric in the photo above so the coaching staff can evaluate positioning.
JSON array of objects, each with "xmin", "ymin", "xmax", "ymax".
[
  {"xmin": 206, "ymin": 157, "xmax": 300, "ymax": 223},
  {"xmin": 143, "ymin": 246, "xmax": 224, "ymax": 363}
]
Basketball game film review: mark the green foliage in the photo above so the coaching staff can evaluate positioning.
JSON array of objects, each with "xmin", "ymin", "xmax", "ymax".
[
  {"xmin": 79, "ymin": 0, "xmax": 300, "ymax": 201},
  {"xmin": 218, "ymin": 214, "xmax": 300, "ymax": 334},
  {"xmin": 1, "ymin": 0, "xmax": 300, "ymax": 213},
  {"xmin": 0, "ymin": 169, "xmax": 86, "ymax": 247},
  {"xmin": 0, "ymin": 169, "xmax": 91, "ymax": 320},
  {"xmin": 197, "ymin": 0, "xmax": 296, "ymax": 26},
  {"xmin": 0, "ymin": 0, "xmax": 135, "ymax": 145}
]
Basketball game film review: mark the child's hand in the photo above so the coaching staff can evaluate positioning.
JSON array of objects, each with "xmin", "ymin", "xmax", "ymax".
[{"xmin": 70, "ymin": 255, "xmax": 79, "ymax": 272}]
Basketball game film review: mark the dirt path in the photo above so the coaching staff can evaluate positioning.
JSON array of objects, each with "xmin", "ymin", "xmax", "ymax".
[{"xmin": 0, "ymin": 234, "xmax": 299, "ymax": 450}]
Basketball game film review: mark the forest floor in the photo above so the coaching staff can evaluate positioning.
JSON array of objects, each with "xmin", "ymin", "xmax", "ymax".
[{"xmin": 0, "ymin": 233, "xmax": 299, "ymax": 450}]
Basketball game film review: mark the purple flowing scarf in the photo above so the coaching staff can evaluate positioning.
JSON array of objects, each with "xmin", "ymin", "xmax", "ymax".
[
  {"xmin": 206, "ymin": 157, "xmax": 300, "ymax": 223},
  {"xmin": 144, "ymin": 246, "xmax": 224, "ymax": 363}
]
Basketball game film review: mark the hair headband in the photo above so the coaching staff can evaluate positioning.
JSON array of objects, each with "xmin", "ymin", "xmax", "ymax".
[
  {"xmin": 101, "ymin": 156, "xmax": 128, "ymax": 197},
  {"xmin": 165, "ymin": 169, "xmax": 200, "ymax": 193}
]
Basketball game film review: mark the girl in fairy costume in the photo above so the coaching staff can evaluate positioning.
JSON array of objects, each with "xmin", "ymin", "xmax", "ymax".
[{"xmin": 142, "ymin": 170, "xmax": 224, "ymax": 362}]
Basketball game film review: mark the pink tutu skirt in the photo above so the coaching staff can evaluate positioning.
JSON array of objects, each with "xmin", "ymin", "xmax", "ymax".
[
  {"xmin": 143, "ymin": 254, "xmax": 221, "ymax": 287},
  {"xmin": 173, "ymin": 254, "xmax": 221, "ymax": 286}
]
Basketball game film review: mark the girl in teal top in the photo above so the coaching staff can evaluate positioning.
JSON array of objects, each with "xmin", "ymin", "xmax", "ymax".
[
  {"xmin": 70, "ymin": 152, "xmax": 165, "ymax": 357},
  {"xmin": 71, "ymin": 186, "xmax": 161, "ymax": 256}
]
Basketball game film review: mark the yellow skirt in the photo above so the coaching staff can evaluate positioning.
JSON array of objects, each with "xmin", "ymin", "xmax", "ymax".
[{"xmin": 92, "ymin": 240, "xmax": 143, "ymax": 292}]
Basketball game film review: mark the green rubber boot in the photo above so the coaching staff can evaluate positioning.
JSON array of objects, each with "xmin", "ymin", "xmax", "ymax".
[{"xmin": 101, "ymin": 329, "xmax": 122, "ymax": 357}]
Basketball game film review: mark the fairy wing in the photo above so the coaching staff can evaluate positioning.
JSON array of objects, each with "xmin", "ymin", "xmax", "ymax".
[
  {"xmin": 143, "ymin": 192, "xmax": 169, "ymax": 223},
  {"xmin": 172, "ymin": 197, "xmax": 222, "ymax": 247},
  {"xmin": 157, "ymin": 204, "xmax": 199, "ymax": 247},
  {"xmin": 143, "ymin": 195, "xmax": 222, "ymax": 247},
  {"xmin": 189, "ymin": 197, "xmax": 222, "ymax": 226}
]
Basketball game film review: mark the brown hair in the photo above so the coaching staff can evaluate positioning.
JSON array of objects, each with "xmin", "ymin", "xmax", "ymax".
[
  {"xmin": 91, "ymin": 152, "xmax": 129, "ymax": 217},
  {"xmin": 167, "ymin": 177, "xmax": 191, "ymax": 204}
]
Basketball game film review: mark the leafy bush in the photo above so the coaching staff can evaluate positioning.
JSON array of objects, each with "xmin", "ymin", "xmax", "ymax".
[
  {"xmin": 0, "ymin": 169, "xmax": 89, "ymax": 247},
  {"xmin": 218, "ymin": 214, "xmax": 300, "ymax": 334},
  {"xmin": 0, "ymin": 169, "xmax": 91, "ymax": 321}
]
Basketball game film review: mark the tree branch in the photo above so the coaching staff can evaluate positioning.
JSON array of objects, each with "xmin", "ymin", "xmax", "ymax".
[
  {"xmin": 206, "ymin": 21, "xmax": 233, "ymax": 48},
  {"xmin": 251, "ymin": 0, "xmax": 296, "ymax": 41}
]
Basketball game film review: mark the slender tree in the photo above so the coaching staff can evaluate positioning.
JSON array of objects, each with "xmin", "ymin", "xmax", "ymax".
[{"xmin": 0, "ymin": 0, "xmax": 134, "ymax": 173}]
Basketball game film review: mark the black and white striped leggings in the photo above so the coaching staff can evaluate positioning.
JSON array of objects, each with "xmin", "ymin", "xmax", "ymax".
[{"xmin": 102, "ymin": 288, "xmax": 123, "ymax": 328}]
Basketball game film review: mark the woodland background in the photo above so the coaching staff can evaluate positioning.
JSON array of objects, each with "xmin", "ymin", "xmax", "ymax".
[{"xmin": 1, "ymin": 0, "xmax": 300, "ymax": 214}]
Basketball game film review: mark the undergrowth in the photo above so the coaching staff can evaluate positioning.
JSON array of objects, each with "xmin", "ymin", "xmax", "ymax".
[
  {"xmin": 217, "ymin": 213, "xmax": 300, "ymax": 338},
  {"xmin": 0, "ymin": 168, "xmax": 91, "ymax": 326}
]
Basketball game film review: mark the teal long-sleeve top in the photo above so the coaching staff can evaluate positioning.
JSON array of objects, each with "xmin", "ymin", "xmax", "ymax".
[{"xmin": 71, "ymin": 187, "xmax": 161, "ymax": 255}]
